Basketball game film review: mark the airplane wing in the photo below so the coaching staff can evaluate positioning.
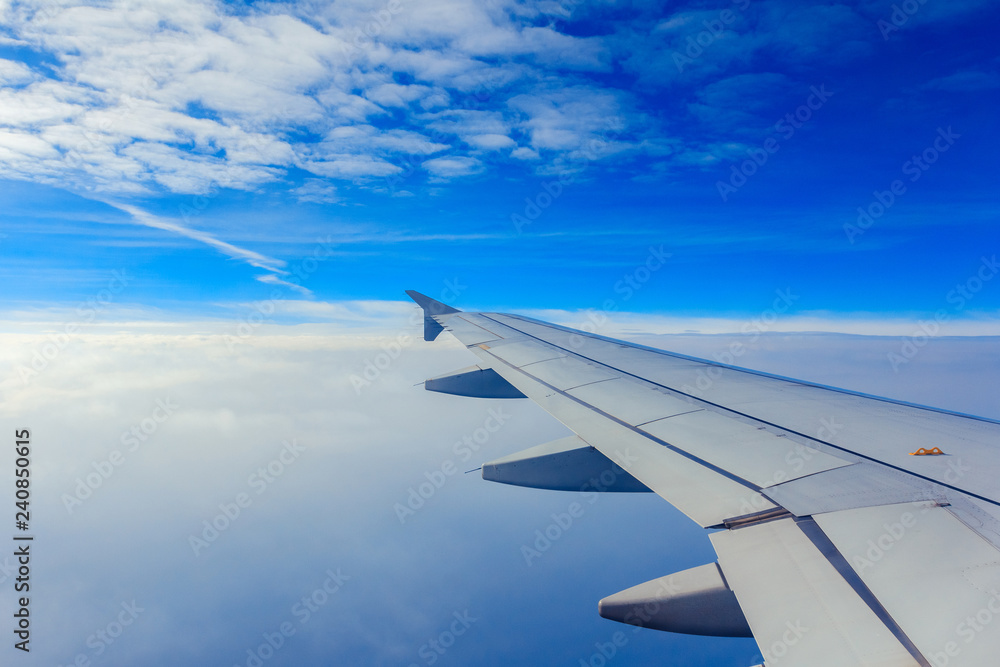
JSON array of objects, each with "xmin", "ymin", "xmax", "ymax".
[{"xmin": 406, "ymin": 290, "xmax": 1000, "ymax": 667}]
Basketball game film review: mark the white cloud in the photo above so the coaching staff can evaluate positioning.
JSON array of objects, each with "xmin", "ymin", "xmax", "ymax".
[
  {"xmin": 465, "ymin": 133, "xmax": 516, "ymax": 150},
  {"xmin": 425, "ymin": 108, "xmax": 509, "ymax": 135},
  {"xmin": 421, "ymin": 155, "xmax": 484, "ymax": 179},
  {"xmin": 0, "ymin": 0, "xmax": 973, "ymax": 202},
  {"xmin": 104, "ymin": 202, "xmax": 307, "ymax": 294},
  {"xmin": 256, "ymin": 272, "xmax": 313, "ymax": 295},
  {"xmin": 292, "ymin": 178, "xmax": 341, "ymax": 204},
  {"xmin": 0, "ymin": 0, "xmax": 656, "ymax": 198},
  {"xmin": 517, "ymin": 26, "xmax": 610, "ymax": 71},
  {"xmin": 510, "ymin": 146, "xmax": 540, "ymax": 160},
  {"xmin": 0, "ymin": 57, "xmax": 36, "ymax": 84},
  {"xmin": 0, "ymin": 129, "xmax": 58, "ymax": 158},
  {"xmin": 3, "ymin": 315, "xmax": 1000, "ymax": 664},
  {"xmin": 303, "ymin": 154, "xmax": 403, "ymax": 179},
  {"xmin": 509, "ymin": 86, "xmax": 628, "ymax": 153},
  {"xmin": 320, "ymin": 124, "xmax": 449, "ymax": 157},
  {"xmin": 365, "ymin": 82, "xmax": 437, "ymax": 108},
  {"xmin": 653, "ymin": 15, "xmax": 695, "ymax": 33}
]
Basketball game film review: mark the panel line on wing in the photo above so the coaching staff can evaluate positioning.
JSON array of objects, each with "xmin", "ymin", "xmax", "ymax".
[
  {"xmin": 493, "ymin": 313, "xmax": 1000, "ymax": 427},
  {"xmin": 563, "ymin": 377, "xmax": 620, "ymax": 392},
  {"xmin": 479, "ymin": 314, "xmax": 1000, "ymax": 510},
  {"xmin": 475, "ymin": 343, "xmax": 765, "ymax": 494},
  {"xmin": 794, "ymin": 517, "xmax": 932, "ymax": 667},
  {"xmin": 452, "ymin": 315, "xmax": 515, "ymax": 340},
  {"xmin": 712, "ymin": 516, "xmax": 924, "ymax": 665},
  {"xmin": 635, "ymin": 409, "xmax": 705, "ymax": 428}
]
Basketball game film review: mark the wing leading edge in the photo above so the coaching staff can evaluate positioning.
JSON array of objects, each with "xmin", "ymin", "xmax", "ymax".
[{"xmin": 406, "ymin": 291, "xmax": 1000, "ymax": 667}]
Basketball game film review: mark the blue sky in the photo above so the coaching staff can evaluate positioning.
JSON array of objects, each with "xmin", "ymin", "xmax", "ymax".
[
  {"xmin": 0, "ymin": 0, "xmax": 998, "ymax": 318},
  {"xmin": 1, "ymin": 1, "xmax": 1000, "ymax": 666}
]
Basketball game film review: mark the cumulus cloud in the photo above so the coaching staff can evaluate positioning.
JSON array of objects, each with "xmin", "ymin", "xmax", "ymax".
[
  {"xmin": 510, "ymin": 86, "xmax": 628, "ymax": 152},
  {"xmin": 292, "ymin": 178, "xmax": 341, "ymax": 204},
  {"xmin": 510, "ymin": 146, "xmax": 540, "ymax": 160},
  {"xmin": 0, "ymin": 0, "xmax": 982, "ymax": 204},
  {"xmin": 0, "ymin": 58, "xmax": 36, "ymax": 85},
  {"xmin": 421, "ymin": 155, "xmax": 484, "ymax": 179},
  {"xmin": 0, "ymin": 0, "xmax": 656, "ymax": 199}
]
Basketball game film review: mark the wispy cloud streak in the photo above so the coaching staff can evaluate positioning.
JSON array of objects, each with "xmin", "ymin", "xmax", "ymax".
[{"xmin": 106, "ymin": 201, "xmax": 312, "ymax": 295}]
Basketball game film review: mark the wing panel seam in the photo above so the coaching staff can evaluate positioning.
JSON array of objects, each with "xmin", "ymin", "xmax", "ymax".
[
  {"xmin": 477, "ymin": 344, "xmax": 764, "ymax": 495},
  {"xmin": 480, "ymin": 314, "xmax": 1000, "ymax": 510},
  {"xmin": 793, "ymin": 517, "xmax": 931, "ymax": 667},
  {"xmin": 493, "ymin": 313, "xmax": 1000, "ymax": 427}
]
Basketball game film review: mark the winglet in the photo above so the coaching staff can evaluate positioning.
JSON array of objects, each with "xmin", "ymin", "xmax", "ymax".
[
  {"xmin": 405, "ymin": 290, "xmax": 460, "ymax": 315},
  {"xmin": 406, "ymin": 290, "xmax": 461, "ymax": 341}
]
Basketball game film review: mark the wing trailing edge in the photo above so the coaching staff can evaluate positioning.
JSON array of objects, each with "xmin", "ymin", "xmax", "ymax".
[
  {"xmin": 481, "ymin": 435, "xmax": 651, "ymax": 492},
  {"xmin": 425, "ymin": 364, "xmax": 526, "ymax": 399}
]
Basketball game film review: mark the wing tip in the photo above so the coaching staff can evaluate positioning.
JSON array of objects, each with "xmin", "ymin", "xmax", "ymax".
[
  {"xmin": 406, "ymin": 290, "xmax": 460, "ymax": 341},
  {"xmin": 405, "ymin": 290, "xmax": 461, "ymax": 315}
]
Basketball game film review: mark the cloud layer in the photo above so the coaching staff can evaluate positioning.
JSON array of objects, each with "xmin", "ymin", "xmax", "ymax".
[{"xmin": 3, "ymin": 305, "xmax": 1000, "ymax": 665}]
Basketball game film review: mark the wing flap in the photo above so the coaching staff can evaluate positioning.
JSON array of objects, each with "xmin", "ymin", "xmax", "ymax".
[
  {"xmin": 711, "ymin": 517, "xmax": 922, "ymax": 667},
  {"xmin": 764, "ymin": 462, "xmax": 948, "ymax": 516},
  {"xmin": 815, "ymin": 502, "xmax": 1000, "ymax": 667}
]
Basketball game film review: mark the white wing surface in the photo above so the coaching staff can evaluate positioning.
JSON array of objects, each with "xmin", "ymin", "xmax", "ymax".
[{"xmin": 407, "ymin": 291, "xmax": 1000, "ymax": 667}]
